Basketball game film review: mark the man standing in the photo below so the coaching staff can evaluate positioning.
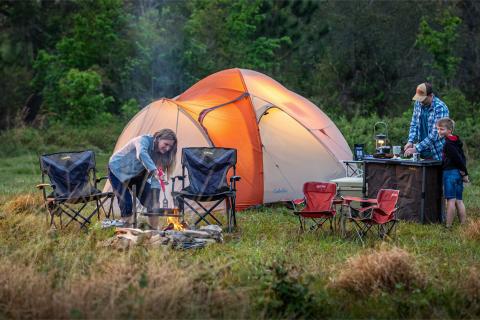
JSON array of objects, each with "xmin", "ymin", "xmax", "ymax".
[{"xmin": 404, "ymin": 83, "xmax": 449, "ymax": 160}]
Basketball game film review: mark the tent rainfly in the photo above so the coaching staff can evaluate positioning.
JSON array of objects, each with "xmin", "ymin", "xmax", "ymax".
[{"xmin": 104, "ymin": 68, "xmax": 352, "ymax": 211}]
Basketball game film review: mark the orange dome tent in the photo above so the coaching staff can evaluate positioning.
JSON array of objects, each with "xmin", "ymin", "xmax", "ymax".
[{"xmin": 105, "ymin": 68, "xmax": 352, "ymax": 210}]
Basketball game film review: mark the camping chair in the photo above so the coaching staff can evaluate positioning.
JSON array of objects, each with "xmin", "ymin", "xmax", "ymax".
[
  {"xmin": 172, "ymin": 147, "xmax": 240, "ymax": 232},
  {"xmin": 36, "ymin": 150, "xmax": 114, "ymax": 229},
  {"xmin": 294, "ymin": 182, "xmax": 340, "ymax": 233},
  {"xmin": 342, "ymin": 189, "xmax": 399, "ymax": 242}
]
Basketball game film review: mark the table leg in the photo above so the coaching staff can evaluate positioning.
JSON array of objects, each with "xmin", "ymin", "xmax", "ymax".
[
  {"xmin": 339, "ymin": 204, "xmax": 348, "ymax": 238},
  {"xmin": 421, "ymin": 166, "xmax": 426, "ymax": 224}
]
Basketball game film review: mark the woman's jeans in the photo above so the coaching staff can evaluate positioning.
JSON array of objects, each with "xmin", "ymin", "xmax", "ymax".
[{"xmin": 108, "ymin": 168, "xmax": 159, "ymax": 218}]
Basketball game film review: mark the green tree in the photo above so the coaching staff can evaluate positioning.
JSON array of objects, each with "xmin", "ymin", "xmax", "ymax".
[
  {"xmin": 182, "ymin": 0, "xmax": 289, "ymax": 83},
  {"xmin": 32, "ymin": 0, "xmax": 133, "ymax": 121},
  {"xmin": 0, "ymin": 0, "xmax": 75, "ymax": 128},
  {"xmin": 416, "ymin": 10, "xmax": 462, "ymax": 85},
  {"xmin": 58, "ymin": 68, "xmax": 113, "ymax": 124}
]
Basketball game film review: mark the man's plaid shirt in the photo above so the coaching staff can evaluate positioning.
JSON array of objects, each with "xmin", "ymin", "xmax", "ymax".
[{"xmin": 408, "ymin": 96, "xmax": 449, "ymax": 160}]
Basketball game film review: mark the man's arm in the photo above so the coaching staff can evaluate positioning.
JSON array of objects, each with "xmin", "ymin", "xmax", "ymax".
[{"xmin": 416, "ymin": 104, "xmax": 449, "ymax": 153}]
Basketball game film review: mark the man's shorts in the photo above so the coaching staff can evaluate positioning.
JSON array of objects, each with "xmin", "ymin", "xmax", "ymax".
[{"xmin": 443, "ymin": 169, "xmax": 464, "ymax": 200}]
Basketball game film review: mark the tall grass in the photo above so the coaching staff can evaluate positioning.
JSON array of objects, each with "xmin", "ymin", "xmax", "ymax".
[
  {"xmin": 463, "ymin": 218, "xmax": 480, "ymax": 241},
  {"xmin": 1, "ymin": 192, "xmax": 480, "ymax": 318},
  {"xmin": 329, "ymin": 245, "xmax": 426, "ymax": 295},
  {"xmin": 0, "ymin": 123, "xmax": 479, "ymax": 318},
  {"xmin": 0, "ymin": 120, "xmax": 125, "ymax": 157}
]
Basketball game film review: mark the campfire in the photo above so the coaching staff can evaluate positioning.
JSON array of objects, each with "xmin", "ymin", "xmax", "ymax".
[
  {"xmin": 101, "ymin": 223, "xmax": 223, "ymax": 250},
  {"xmin": 165, "ymin": 216, "xmax": 187, "ymax": 231}
]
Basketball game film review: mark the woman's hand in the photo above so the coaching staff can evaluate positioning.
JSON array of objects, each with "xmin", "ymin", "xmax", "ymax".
[{"xmin": 154, "ymin": 170, "xmax": 169, "ymax": 185}]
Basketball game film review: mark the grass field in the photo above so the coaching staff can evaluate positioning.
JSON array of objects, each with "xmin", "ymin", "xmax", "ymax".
[{"xmin": 1, "ymin": 152, "xmax": 480, "ymax": 319}]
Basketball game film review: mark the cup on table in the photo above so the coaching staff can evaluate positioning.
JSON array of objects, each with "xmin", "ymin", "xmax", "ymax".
[{"xmin": 392, "ymin": 146, "xmax": 401, "ymax": 158}]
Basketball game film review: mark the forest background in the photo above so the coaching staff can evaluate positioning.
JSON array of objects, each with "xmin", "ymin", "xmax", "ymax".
[{"xmin": 1, "ymin": 0, "xmax": 479, "ymax": 160}]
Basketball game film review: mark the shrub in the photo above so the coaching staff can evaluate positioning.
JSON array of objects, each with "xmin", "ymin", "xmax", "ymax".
[
  {"xmin": 462, "ymin": 218, "xmax": 480, "ymax": 241},
  {"xmin": 58, "ymin": 68, "xmax": 114, "ymax": 125},
  {"xmin": 120, "ymin": 98, "xmax": 140, "ymax": 121},
  {"xmin": 460, "ymin": 267, "xmax": 480, "ymax": 305},
  {"xmin": 2, "ymin": 193, "xmax": 43, "ymax": 215},
  {"xmin": 257, "ymin": 261, "xmax": 318, "ymax": 318},
  {"xmin": 329, "ymin": 246, "xmax": 426, "ymax": 296},
  {"xmin": 333, "ymin": 113, "xmax": 411, "ymax": 155}
]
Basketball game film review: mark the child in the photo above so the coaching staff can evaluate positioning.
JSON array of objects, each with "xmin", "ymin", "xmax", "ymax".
[{"xmin": 436, "ymin": 117, "xmax": 469, "ymax": 228}]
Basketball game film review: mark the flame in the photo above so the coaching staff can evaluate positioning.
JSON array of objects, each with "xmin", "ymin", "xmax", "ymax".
[{"xmin": 166, "ymin": 216, "xmax": 185, "ymax": 230}]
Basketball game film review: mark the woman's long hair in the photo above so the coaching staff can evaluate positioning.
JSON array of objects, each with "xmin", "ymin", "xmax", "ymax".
[{"xmin": 153, "ymin": 129, "xmax": 178, "ymax": 177}]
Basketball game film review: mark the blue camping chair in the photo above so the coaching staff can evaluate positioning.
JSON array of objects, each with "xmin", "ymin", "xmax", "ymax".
[
  {"xmin": 36, "ymin": 150, "xmax": 114, "ymax": 229},
  {"xmin": 172, "ymin": 148, "xmax": 240, "ymax": 232}
]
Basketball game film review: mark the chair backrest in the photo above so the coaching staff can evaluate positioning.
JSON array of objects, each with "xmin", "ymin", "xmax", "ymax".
[
  {"xmin": 182, "ymin": 147, "xmax": 237, "ymax": 195},
  {"xmin": 303, "ymin": 182, "xmax": 337, "ymax": 212},
  {"xmin": 376, "ymin": 189, "xmax": 400, "ymax": 215},
  {"xmin": 40, "ymin": 150, "xmax": 96, "ymax": 198}
]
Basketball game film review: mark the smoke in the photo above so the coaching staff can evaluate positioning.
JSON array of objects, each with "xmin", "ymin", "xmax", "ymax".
[{"xmin": 127, "ymin": 1, "xmax": 191, "ymax": 108}]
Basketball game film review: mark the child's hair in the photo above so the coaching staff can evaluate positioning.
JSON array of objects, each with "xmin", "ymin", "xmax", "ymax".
[
  {"xmin": 436, "ymin": 117, "xmax": 455, "ymax": 131},
  {"xmin": 153, "ymin": 129, "xmax": 178, "ymax": 177}
]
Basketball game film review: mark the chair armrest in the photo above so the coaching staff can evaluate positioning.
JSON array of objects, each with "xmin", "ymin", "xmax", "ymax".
[
  {"xmin": 332, "ymin": 199, "xmax": 343, "ymax": 205},
  {"xmin": 171, "ymin": 175, "xmax": 186, "ymax": 199},
  {"xmin": 172, "ymin": 175, "xmax": 185, "ymax": 182},
  {"xmin": 228, "ymin": 175, "xmax": 241, "ymax": 192},
  {"xmin": 380, "ymin": 207, "xmax": 398, "ymax": 216},
  {"xmin": 293, "ymin": 198, "xmax": 305, "ymax": 205},
  {"xmin": 341, "ymin": 196, "xmax": 377, "ymax": 204},
  {"xmin": 36, "ymin": 183, "xmax": 54, "ymax": 190},
  {"xmin": 95, "ymin": 176, "xmax": 108, "ymax": 184},
  {"xmin": 292, "ymin": 198, "xmax": 305, "ymax": 211}
]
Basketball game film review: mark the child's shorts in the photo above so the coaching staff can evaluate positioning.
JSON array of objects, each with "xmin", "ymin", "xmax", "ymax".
[{"xmin": 443, "ymin": 169, "xmax": 464, "ymax": 200}]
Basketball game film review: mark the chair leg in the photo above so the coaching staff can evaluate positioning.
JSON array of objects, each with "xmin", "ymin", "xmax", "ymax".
[
  {"xmin": 385, "ymin": 220, "xmax": 397, "ymax": 239},
  {"xmin": 97, "ymin": 196, "xmax": 114, "ymax": 220},
  {"xmin": 194, "ymin": 200, "xmax": 224, "ymax": 226},
  {"xmin": 227, "ymin": 197, "xmax": 236, "ymax": 233},
  {"xmin": 49, "ymin": 207, "xmax": 58, "ymax": 229},
  {"xmin": 63, "ymin": 202, "xmax": 89, "ymax": 228},
  {"xmin": 108, "ymin": 195, "xmax": 114, "ymax": 219},
  {"xmin": 230, "ymin": 196, "xmax": 237, "ymax": 230},
  {"xmin": 351, "ymin": 219, "xmax": 368, "ymax": 243},
  {"xmin": 225, "ymin": 198, "xmax": 231, "ymax": 232},
  {"xmin": 182, "ymin": 200, "xmax": 209, "ymax": 225},
  {"xmin": 132, "ymin": 185, "xmax": 137, "ymax": 228},
  {"xmin": 79, "ymin": 201, "xmax": 107, "ymax": 229},
  {"xmin": 230, "ymin": 197, "xmax": 237, "ymax": 231},
  {"xmin": 46, "ymin": 203, "xmax": 56, "ymax": 227},
  {"xmin": 298, "ymin": 215, "xmax": 305, "ymax": 232},
  {"xmin": 174, "ymin": 196, "xmax": 186, "ymax": 223},
  {"xmin": 95, "ymin": 199, "xmax": 101, "ymax": 221}
]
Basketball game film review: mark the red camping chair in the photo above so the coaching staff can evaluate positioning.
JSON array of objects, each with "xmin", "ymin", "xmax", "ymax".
[
  {"xmin": 342, "ymin": 189, "xmax": 399, "ymax": 241},
  {"xmin": 294, "ymin": 182, "xmax": 339, "ymax": 232}
]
